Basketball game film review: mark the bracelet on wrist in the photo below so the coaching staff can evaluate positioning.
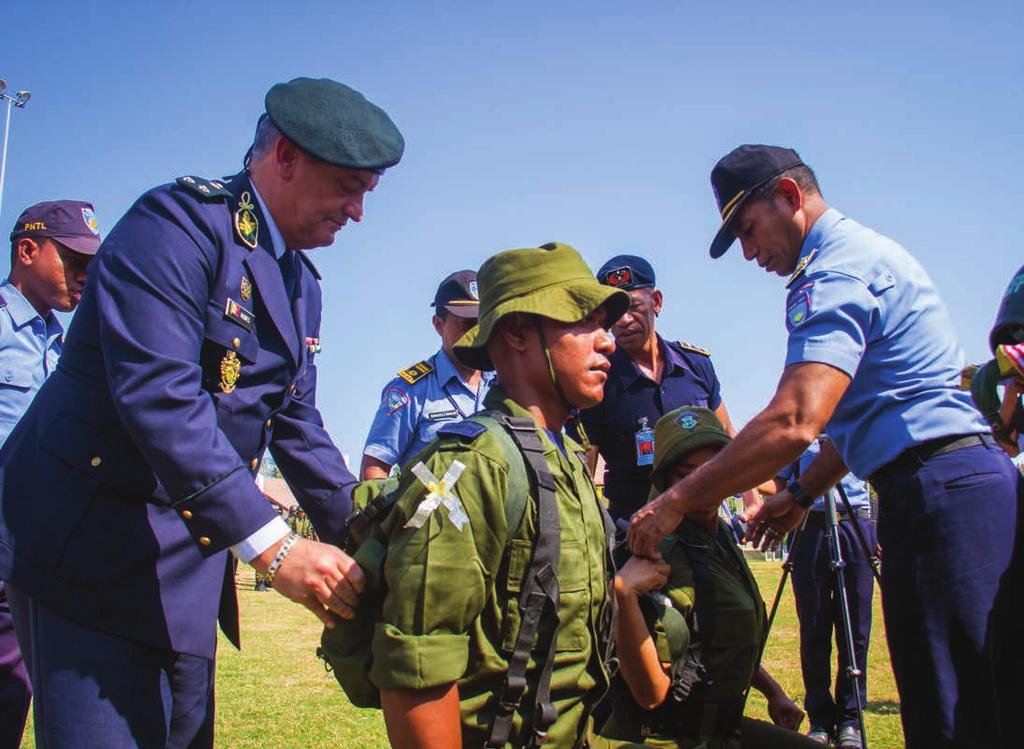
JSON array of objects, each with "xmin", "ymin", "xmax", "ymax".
[
  {"xmin": 266, "ymin": 532, "xmax": 300, "ymax": 586},
  {"xmin": 786, "ymin": 481, "xmax": 814, "ymax": 509}
]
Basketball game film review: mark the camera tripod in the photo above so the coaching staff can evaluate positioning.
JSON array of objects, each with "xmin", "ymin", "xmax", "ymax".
[{"xmin": 764, "ymin": 481, "xmax": 881, "ymax": 749}]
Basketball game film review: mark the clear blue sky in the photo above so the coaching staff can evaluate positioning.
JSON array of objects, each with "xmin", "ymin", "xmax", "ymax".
[{"xmin": 3, "ymin": 1, "xmax": 1021, "ymax": 465}]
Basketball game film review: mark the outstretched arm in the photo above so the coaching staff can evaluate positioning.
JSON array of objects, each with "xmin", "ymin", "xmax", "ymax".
[{"xmin": 629, "ymin": 362, "xmax": 850, "ymax": 557}]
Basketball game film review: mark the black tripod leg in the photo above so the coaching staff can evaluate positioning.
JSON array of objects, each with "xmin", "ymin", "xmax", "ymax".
[
  {"xmin": 826, "ymin": 490, "xmax": 869, "ymax": 749},
  {"xmin": 834, "ymin": 482, "xmax": 882, "ymax": 585},
  {"xmin": 765, "ymin": 518, "xmax": 806, "ymax": 636}
]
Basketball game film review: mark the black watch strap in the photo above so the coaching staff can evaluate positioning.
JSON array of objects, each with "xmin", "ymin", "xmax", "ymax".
[{"xmin": 787, "ymin": 481, "xmax": 814, "ymax": 509}]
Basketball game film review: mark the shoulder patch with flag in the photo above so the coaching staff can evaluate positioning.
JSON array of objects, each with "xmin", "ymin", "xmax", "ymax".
[{"xmin": 786, "ymin": 282, "xmax": 813, "ymax": 329}]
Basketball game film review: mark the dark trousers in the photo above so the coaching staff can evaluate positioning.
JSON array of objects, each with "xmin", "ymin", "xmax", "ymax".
[
  {"xmin": 790, "ymin": 509, "xmax": 875, "ymax": 731},
  {"xmin": 0, "ymin": 584, "xmax": 30, "ymax": 749},
  {"xmin": 872, "ymin": 441, "xmax": 1022, "ymax": 748},
  {"xmin": 7, "ymin": 586, "xmax": 215, "ymax": 749}
]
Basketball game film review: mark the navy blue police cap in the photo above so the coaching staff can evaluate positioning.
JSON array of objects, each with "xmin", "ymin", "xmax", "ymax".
[
  {"xmin": 264, "ymin": 77, "xmax": 405, "ymax": 172},
  {"xmin": 596, "ymin": 255, "xmax": 656, "ymax": 290},
  {"xmin": 709, "ymin": 144, "xmax": 804, "ymax": 259}
]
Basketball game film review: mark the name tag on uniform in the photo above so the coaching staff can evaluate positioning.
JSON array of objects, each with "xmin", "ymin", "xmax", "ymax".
[
  {"xmin": 426, "ymin": 409, "xmax": 458, "ymax": 421},
  {"xmin": 224, "ymin": 298, "xmax": 254, "ymax": 332}
]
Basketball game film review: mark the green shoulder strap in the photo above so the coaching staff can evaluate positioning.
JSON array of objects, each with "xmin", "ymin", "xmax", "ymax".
[{"xmin": 468, "ymin": 412, "xmax": 531, "ymax": 543}]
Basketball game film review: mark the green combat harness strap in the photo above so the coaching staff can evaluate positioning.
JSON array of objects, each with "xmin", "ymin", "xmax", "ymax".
[{"xmin": 485, "ymin": 416, "xmax": 562, "ymax": 749}]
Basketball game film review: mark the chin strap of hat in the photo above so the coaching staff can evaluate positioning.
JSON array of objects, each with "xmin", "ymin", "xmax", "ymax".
[{"xmin": 532, "ymin": 316, "xmax": 574, "ymax": 413}]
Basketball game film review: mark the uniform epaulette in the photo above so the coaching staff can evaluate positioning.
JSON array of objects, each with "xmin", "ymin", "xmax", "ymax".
[
  {"xmin": 675, "ymin": 340, "xmax": 711, "ymax": 357},
  {"xmin": 437, "ymin": 420, "xmax": 487, "ymax": 441},
  {"xmin": 175, "ymin": 176, "xmax": 232, "ymax": 200},
  {"xmin": 397, "ymin": 360, "xmax": 434, "ymax": 385},
  {"xmin": 296, "ymin": 250, "xmax": 322, "ymax": 280}
]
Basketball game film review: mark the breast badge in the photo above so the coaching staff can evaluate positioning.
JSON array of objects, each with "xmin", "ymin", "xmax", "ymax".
[
  {"xmin": 220, "ymin": 350, "xmax": 241, "ymax": 394},
  {"xmin": 240, "ymin": 275, "xmax": 252, "ymax": 301}
]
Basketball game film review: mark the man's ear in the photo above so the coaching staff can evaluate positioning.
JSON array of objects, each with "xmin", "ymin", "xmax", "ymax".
[
  {"xmin": 14, "ymin": 238, "xmax": 40, "ymax": 267},
  {"xmin": 432, "ymin": 313, "xmax": 445, "ymax": 337},
  {"xmin": 496, "ymin": 313, "xmax": 531, "ymax": 354},
  {"xmin": 651, "ymin": 289, "xmax": 664, "ymax": 317},
  {"xmin": 274, "ymin": 136, "xmax": 301, "ymax": 180},
  {"xmin": 777, "ymin": 177, "xmax": 804, "ymax": 212}
]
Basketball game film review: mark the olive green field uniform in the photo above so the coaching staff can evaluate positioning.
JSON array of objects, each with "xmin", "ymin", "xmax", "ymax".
[
  {"xmin": 598, "ymin": 518, "xmax": 818, "ymax": 749},
  {"xmin": 595, "ymin": 404, "xmax": 819, "ymax": 749},
  {"xmin": 371, "ymin": 386, "xmax": 612, "ymax": 747}
]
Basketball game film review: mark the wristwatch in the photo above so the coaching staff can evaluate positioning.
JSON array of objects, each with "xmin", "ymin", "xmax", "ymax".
[{"xmin": 786, "ymin": 481, "xmax": 814, "ymax": 509}]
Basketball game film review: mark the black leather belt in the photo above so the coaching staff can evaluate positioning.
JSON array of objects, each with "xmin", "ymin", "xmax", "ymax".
[{"xmin": 871, "ymin": 433, "xmax": 993, "ymax": 485}]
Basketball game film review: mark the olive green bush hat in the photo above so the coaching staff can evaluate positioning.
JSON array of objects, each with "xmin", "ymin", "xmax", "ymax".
[
  {"xmin": 649, "ymin": 406, "xmax": 732, "ymax": 494},
  {"xmin": 453, "ymin": 242, "xmax": 630, "ymax": 371}
]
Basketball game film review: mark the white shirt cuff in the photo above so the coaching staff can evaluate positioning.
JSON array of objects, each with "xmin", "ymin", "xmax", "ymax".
[{"xmin": 231, "ymin": 516, "xmax": 291, "ymax": 564}]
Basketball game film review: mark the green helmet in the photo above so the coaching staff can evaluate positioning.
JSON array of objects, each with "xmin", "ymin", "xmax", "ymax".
[
  {"xmin": 990, "ymin": 264, "xmax": 1024, "ymax": 353},
  {"xmin": 649, "ymin": 406, "xmax": 732, "ymax": 495},
  {"xmin": 453, "ymin": 242, "xmax": 629, "ymax": 371}
]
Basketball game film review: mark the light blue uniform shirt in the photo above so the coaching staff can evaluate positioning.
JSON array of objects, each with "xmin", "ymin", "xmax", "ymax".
[
  {"xmin": 364, "ymin": 348, "xmax": 493, "ymax": 468},
  {"xmin": 0, "ymin": 280, "xmax": 64, "ymax": 448},
  {"xmin": 777, "ymin": 438, "xmax": 870, "ymax": 511},
  {"xmin": 784, "ymin": 208, "xmax": 987, "ymax": 478}
]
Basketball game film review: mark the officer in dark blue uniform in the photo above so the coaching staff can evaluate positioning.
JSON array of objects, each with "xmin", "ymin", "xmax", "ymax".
[
  {"xmin": 574, "ymin": 255, "xmax": 756, "ymax": 521},
  {"xmin": 630, "ymin": 145, "xmax": 1021, "ymax": 748},
  {"xmin": 0, "ymin": 77, "xmax": 404, "ymax": 747}
]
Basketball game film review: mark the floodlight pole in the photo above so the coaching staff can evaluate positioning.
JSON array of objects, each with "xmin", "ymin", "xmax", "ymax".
[
  {"xmin": 0, "ymin": 95, "xmax": 12, "ymax": 218},
  {"xmin": 0, "ymin": 82, "xmax": 31, "ymax": 219}
]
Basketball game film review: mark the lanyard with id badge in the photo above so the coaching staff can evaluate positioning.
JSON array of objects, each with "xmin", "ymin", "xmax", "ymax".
[{"xmin": 635, "ymin": 416, "xmax": 655, "ymax": 466}]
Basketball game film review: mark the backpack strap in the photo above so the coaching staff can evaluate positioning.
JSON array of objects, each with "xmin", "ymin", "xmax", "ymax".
[
  {"xmin": 469, "ymin": 413, "xmax": 531, "ymax": 547},
  {"xmin": 481, "ymin": 414, "xmax": 562, "ymax": 749}
]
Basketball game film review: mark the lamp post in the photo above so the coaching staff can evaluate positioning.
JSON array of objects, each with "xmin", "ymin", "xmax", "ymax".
[{"xmin": 0, "ymin": 79, "xmax": 32, "ymax": 218}]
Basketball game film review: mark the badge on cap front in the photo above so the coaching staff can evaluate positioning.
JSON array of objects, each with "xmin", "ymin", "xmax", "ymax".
[
  {"xmin": 81, "ymin": 207, "xmax": 100, "ymax": 236},
  {"xmin": 606, "ymin": 267, "xmax": 633, "ymax": 288}
]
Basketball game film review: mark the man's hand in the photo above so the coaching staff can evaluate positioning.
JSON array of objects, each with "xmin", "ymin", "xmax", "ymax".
[
  {"xmin": 742, "ymin": 490, "xmax": 807, "ymax": 551},
  {"xmin": 615, "ymin": 554, "xmax": 671, "ymax": 598},
  {"xmin": 628, "ymin": 491, "xmax": 683, "ymax": 559},
  {"xmin": 766, "ymin": 690, "xmax": 805, "ymax": 731},
  {"xmin": 252, "ymin": 535, "xmax": 365, "ymax": 627}
]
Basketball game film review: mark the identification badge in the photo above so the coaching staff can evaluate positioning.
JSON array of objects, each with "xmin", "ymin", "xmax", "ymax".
[{"xmin": 635, "ymin": 417, "xmax": 655, "ymax": 466}]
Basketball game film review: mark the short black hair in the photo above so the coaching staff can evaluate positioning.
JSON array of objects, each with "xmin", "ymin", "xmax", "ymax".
[{"xmin": 748, "ymin": 164, "xmax": 822, "ymax": 204}]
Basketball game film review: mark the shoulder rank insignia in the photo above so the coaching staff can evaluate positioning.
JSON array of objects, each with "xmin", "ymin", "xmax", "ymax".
[
  {"xmin": 398, "ymin": 360, "xmax": 434, "ymax": 385},
  {"xmin": 786, "ymin": 249, "xmax": 818, "ymax": 289},
  {"xmin": 176, "ymin": 175, "xmax": 231, "ymax": 200},
  {"xmin": 220, "ymin": 350, "xmax": 241, "ymax": 394},
  {"xmin": 437, "ymin": 420, "xmax": 488, "ymax": 441},
  {"xmin": 234, "ymin": 191, "xmax": 259, "ymax": 250},
  {"xmin": 676, "ymin": 340, "xmax": 711, "ymax": 357}
]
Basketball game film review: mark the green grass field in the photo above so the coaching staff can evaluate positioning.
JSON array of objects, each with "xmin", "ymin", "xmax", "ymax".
[{"xmin": 23, "ymin": 561, "xmax": 904, "ymax": 747}]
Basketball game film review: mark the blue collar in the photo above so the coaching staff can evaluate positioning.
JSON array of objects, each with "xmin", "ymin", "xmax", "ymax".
[
  {"xmin": 0, "ymin": 279, "xmax": 63, "ymax": 335},
  {"xmin": 613, "ymin": 334, "xmax": 683, "ymax": 386},
  {"xmin": 798, "ymin": 207, "xmax": 845, "ymax": 266},
  {"xmin": 436, "ymin": 347, "xmax": 493, "ymax": 390},
  {"xmin": 248, "ymin": 180, "xmax": 287, "ymax": 260}
]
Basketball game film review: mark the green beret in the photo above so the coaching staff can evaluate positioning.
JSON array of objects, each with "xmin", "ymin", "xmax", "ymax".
[
  {"xmin": 453, "ymin": 242, "xmax": 629, "ymax": 372},
  {"xmin": 264, "ymin": 77, "xmax": 404, "ymax": 171},
  {"xmin": 648, "ymin": 407, "xmax": 731, "ymax": 495}
]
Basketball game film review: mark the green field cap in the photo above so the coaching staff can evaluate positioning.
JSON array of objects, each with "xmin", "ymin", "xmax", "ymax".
[
  {"xmin": 454, "ymin": 242, "xmax": 629, "ymax": 371},
  {"xmin": 649, "ymin": 406, "xmax": 732, "ymax": 493},
  {"xmin": 264, "ymin": 77, "xmax": 404, "ymax": 171}
]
